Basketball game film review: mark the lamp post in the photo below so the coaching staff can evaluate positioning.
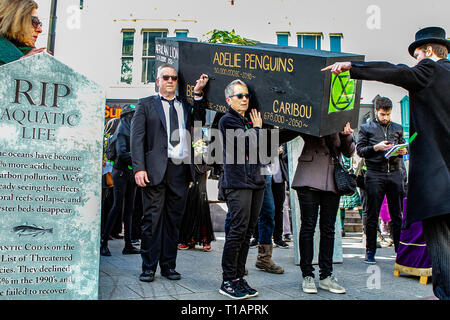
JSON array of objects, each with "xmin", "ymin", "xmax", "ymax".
[
  {"xmin": 47, "ymin": 1, "xmax": 84, "ymax": 54},
  {"xmin": 47, "ymin": 0, "xmax": 57, "ymax": 54}
]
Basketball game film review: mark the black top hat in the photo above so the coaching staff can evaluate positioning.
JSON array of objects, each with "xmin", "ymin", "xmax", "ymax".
[{"xmin": 408, "ymin": 26, "xmax": 450, "ymax": 57}]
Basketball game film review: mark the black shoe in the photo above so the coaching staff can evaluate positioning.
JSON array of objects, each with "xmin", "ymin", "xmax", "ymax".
[
  {"xmin": 122, "ymin": 246, "xmax": 140, "ymax": 255},
  {"xmin": 161, "ymin": 269, "xmax": 181, "ymax": 280},
  {"xmin": 364, "ymin": 251, "xmax": 376, "ymax": 264},
  {"xmin": 274, "ymin": 239, "xmax": 289, "ymax": 248},
  {"xmin": 238, "ymin": 278, "xmax": 258, "ymax": 297},
  {"xmin": 219, "ymin": 280, "xmax": 249, "ymax": 300},
  {"xmin": 100, "ymin": 246, "xmax": 111, "ymax": 256},
  {"xmin": 139, "ymin": 270, "xmax": 155, "ymax": 282},
  {"xmin": 283, "ymin": 234, "xmax": 292, "ymax": 242},
  {"xmin": 249, "ymin": 238, "xmax": 258, "ymax": 248},
  {"xmin": 112, "ymin": 233, "xmax": 124, "ymax": 239}
]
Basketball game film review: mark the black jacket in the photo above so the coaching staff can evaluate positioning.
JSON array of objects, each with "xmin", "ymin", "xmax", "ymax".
[
  {"xmin": 351, "ymin": 58, "xmax": 450, "ymax": 225},
  {"xmin": 131, "ymin": 95, "xmax": 205, "ymax": 186},
  {"xmin": 114, "ymin": 111, "xmax": 134, "ymax": 172},
  {"xmin": 356, "ymin": 119, "xmax": 405, "ymax": 172},
  {"xmin": 219, "ymin": 108, "xmax": 266, "ymax": 190}
]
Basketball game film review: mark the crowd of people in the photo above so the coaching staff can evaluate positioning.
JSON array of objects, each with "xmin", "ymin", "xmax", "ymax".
[{"xmin": 1, "ymin": 0, "xmax": 448, "ymax": 301}]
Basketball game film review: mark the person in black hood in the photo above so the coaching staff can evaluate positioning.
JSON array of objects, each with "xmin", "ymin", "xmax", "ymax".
[{"xmin": 100, "ymin": 104, "xmax": 140, "ymax": 256}]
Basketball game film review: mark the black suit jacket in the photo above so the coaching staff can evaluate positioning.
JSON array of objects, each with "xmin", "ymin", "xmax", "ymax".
[
  {"xmin": 130, "ymin": 95, "xmax": 206, "ymax": 186},
  {"xmin": 351, "ymin": 58, "xmax": 450, "ymax": 226}
]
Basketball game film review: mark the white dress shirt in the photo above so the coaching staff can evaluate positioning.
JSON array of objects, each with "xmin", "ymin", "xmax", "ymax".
[{"xmin": 159, "ymin": 94, "xmax": 189, "ymax": 160}]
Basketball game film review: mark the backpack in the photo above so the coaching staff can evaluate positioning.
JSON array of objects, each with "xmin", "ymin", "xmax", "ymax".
[{"xmin": 105, "ymin": 132, "xmax": 118, "ymax": 161}]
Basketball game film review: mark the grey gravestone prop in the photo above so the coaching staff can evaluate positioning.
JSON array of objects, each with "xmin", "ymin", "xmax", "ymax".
[
  {"xmin": 155, "ymin": 37, "xmax": 364, "ymax": 137},
  {"xmin": 0, "ymin": 53, "xmax": 105, "ymax": 300}
]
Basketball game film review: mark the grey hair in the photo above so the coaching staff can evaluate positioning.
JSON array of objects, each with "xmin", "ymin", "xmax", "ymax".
[
  {"xmin": 156, "ymin": 64, "xmax": 177, "ymax": 79},
  {"xmin": 224, "ymin": 79, "xmax": 247, "ymax": 99}
]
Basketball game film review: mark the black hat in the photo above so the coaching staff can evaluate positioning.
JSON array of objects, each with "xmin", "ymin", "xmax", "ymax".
[{"xmin": 408, "ymin": 26, "xmax": 450, "ymax": 57}]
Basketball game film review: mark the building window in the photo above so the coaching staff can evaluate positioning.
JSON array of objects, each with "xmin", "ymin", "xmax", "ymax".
[
  {"xmin": 329, "ymin": 33, "xmax": 343, "ymax": 52},
  {"xmin": 297, "ymin": 33, "xmax": 322, "ymax": 50},
  {"xmin": 175, "ymin": 29, "xmax": 188, "ymax": 38},
  {"xmin": 276, "ymin": 32, "xmax": 289, "ymax": 46},
  {"xmin": 120, "ymin": 30, "xmax": 135, "ymax": 84},
  {"xmin": 142, "ymin": 30, "xmax": 167, "ymax": 83}
]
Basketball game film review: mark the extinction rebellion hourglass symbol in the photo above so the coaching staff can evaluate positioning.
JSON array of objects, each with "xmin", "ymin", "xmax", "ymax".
[{"xmin": 328, "ymin": 71, "xmax": 356, "ymax": 113}]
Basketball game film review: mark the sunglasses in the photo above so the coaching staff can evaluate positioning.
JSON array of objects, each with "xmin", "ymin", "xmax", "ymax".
[
  {"xmin": 161, "ymin": 75, "xmax": 178, "ymax": 81},
  {"xmin": 229, "ymin": 93, "xmax": 250, "ymax": 99},
  {"xmin": 31, "ymin": 16, "xmax": 42, "ymax": 29}
]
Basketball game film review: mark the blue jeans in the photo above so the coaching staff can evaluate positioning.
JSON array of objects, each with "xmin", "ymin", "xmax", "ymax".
[{"xmin": 257, "ymin": 175, "xmax": 276, "ymax": 244}]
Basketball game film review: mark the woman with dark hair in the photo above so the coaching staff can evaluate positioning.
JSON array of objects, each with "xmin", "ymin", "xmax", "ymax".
[{"xmin": 0, "ymin": 0, "xmax": 46, "ymax": 66}]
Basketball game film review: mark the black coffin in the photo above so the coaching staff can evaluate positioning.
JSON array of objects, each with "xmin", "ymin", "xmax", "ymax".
[{"xmin": 155, "ymin": 38, "xmax": 364, "ymax": 137}]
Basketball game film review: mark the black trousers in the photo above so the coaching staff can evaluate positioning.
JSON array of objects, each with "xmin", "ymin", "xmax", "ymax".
[
  {"xmin": 132, "ymin": 188, "xmax": 143, "ymax": 241},
  {"xmin": 296, "ymin": 187, "xmax": 340, "ymax": 280},
  {"xmin": 140, "ymin": 160, "xmax": 190, "ymax": 272},
  {"xmin": 364, "ymin": 170, "xmax": 404, "ymax": 253},
  {"xmin": 102, "ymin": 168, "xmax": 137, "ymax": 246},
  {"xmin": 422, "ymin": 214, "xmax": 450, "ymax": 300},
  {"xmin": 222, "ymin": 188, "xmax": 265, "ymax": 281},
  {"xmin": 272, "ymin": 181, "xmax": 286, "ymax": 241}
]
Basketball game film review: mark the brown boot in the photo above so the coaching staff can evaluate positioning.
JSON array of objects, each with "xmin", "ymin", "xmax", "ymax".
[{"xmin": 255, "ymin": 244, "xmax": 284, "ymax": 274}]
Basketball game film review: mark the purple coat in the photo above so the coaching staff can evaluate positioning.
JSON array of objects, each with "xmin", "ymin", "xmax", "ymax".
[{"xmin": 291, "ymin": 133, "xmax": 355, "ymax": 193}]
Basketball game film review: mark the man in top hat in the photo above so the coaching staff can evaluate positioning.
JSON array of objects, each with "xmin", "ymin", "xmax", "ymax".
[{"xmin": 322, "ymin": 26, "xmax": 450, "ymax": 300}]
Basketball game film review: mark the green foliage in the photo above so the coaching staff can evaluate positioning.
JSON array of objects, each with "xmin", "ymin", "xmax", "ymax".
[{"xmin": 203, "ymin": 29, "xmax": 259, "ymax": 46}]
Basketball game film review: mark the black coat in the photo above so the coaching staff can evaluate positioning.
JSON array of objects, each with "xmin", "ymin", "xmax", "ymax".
[
  {"xmin": 114, "ymin": 112, "xmax": 134, "ymax": 172},
  {"xmin": 130, "ymin": 95, "xmax": 205, "ymax": 186},
  {"xmin": 350, "ymin": 58, "xmax": 450, "ymax": 226},
  {"xmin": 357, "ymin": 119, "xmax": 406, "ymax": 172},
  {"xmin": 219, "ymin": 107, "xmax": 266, "ymax": 190}
]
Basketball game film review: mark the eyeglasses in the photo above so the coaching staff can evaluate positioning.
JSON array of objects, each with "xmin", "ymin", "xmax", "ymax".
[
  {"xmin": 161, "ymin": 75, "xmax": 178, "ymax": 81},
  {"xmin": 31, "ymin": 16, "xmax": 42, "ymax": 29},
  {"xmin": 229, "ymin": 93, "xmax": 250, "ymax": 99}
]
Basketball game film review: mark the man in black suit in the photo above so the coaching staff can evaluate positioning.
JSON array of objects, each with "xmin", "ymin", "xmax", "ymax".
[
  {"xmin": 131, "ymin": 64, "xmax": 209, "ymax": 282},
  {"xmin": 322, "ymin": 26, "xmax": 450, "ymax": 300}
]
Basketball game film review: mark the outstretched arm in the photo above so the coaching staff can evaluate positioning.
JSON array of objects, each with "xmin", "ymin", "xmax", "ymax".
[{"xmin": 322, "ymin": 59, "xmax": 434, "ymax": 92}]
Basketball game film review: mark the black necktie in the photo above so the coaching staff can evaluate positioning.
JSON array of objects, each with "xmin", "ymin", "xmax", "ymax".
[{"xmin": 162, "ymin": 97, "xmax": 180, "ymax": 147}]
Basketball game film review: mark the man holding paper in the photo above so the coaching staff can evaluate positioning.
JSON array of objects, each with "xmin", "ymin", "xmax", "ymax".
[{"xmin": 355, "ymin": 97, "xmax": 406, "ymax": 264}]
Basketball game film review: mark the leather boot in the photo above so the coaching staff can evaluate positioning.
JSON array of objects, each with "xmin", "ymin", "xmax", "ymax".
[{"xmin": 255, "ymin": 244, "xmax": 284, "ymax": 274}]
